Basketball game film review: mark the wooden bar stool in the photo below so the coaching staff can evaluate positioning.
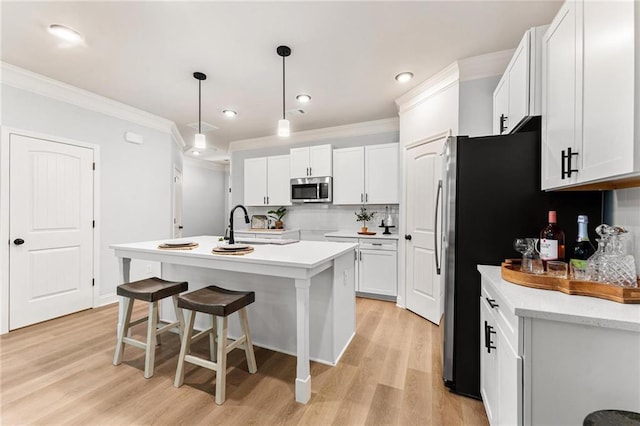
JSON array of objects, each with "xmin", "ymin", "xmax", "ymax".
[
  {"xmin": 113, "ymin": 277, "xmax": 188, "ymax": 378},
  {"xmin": 174, "ymin": 285, "xmax": 258, "ymax": 405}
]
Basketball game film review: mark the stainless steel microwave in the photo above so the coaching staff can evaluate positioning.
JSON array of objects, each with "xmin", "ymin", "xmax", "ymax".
[{"xmin": 290, "ymin": 177, "xmax": 332, "ymax": 203}]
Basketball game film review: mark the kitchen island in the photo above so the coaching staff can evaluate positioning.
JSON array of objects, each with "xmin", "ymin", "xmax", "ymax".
[{"xmin": 110, "ymin": 235, "xmax": 358, "ymax": 404}]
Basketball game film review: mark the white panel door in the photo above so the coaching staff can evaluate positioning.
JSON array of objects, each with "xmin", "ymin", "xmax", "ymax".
[
  {"xmin": 480, "ymin": 298, "xmax": 498, "ymax": 425},
  {"xmin": 580, "ymin": 0, "xmax": 635, "ymax": 182},
  {"xmin": 508, "ymin": 31, "xmax": 531, "ymax": 132},
  {"xmin": 359, "ymin": 249, "xmax": 397, "ymax": 296},
  {"xmin": 9, "ymin": 134, "xmax": 94, "ymax": 330},
  {"xmin": 309, "ymin": 144, "xmax": 332, "ymax": 177},
  {"xmin": 332, "ymin": 146, "xmax": 364, "ymax": 205},
  {"xmin": 173, "ymin": 167, "xmax": 183, "ymax": 238},
  {"xmin": 493, "ymin": 77, "xmax": 509, "ymax": 135},
  {"xmin": 541, "ymin": 1, "xmax": 579, "ymax": 189},
  {"xmin": 405, "ymin": 138, "xmax": 444, "ymax": 324},
  {"xmin": 244, "ymin": 157, "xmax": 267, "ymax": 206},
  {"xmin": 365, "ymin": 143, "xmax": 399, "ymax": 204},
  {"xmin": 289, "ymin": 147, "xmax": 310, "ymax": 178},
  {"xmin": 267, "ymin": 155, "xmax": 291, "ymax": 206}
]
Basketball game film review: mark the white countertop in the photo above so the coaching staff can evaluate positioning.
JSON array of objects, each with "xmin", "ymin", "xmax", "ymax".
[
  {"xmin": 324, "ymin": 230, "xmax": 400, "ymax": 240},
  {"xmin": 478, "ymin": 265, "xmax": 640, "ymax": 332},
  {"xmin": 110, "ymin": 235, "xmax": 357, "ymax": 270}
]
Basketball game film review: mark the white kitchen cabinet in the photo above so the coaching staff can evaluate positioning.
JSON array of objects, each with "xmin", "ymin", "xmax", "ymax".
[
  {"xmin": 243, "ymin": 155, "xmax": 291, "ymax": 207},
  {"xmin": 479, "ymin": 265, "xmax": 640, "ymax": 425},
  {"xmin": 325, "ymin": 234, "xmax": 398, "ymax": 299},
  {"xmin": 290, "ymin": 144, "xmax": 332, "ymax": 178},
  {"xmin": 542, "ymin": 0, "xmax": 640, "ymax": 190},
  {"xmin": 234, "ymin": 229, "xmax": 300, "ymax": 241},
  {"xmin": 493, "ymin": 25, "xmax": 547, "ymax": 135},
  {"xmin": 333, "ymin": 143, "xmax": 399, "ymax": 205}
]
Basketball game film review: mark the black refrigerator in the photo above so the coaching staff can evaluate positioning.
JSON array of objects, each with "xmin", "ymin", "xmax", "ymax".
[{"xmin": 441, "ymin": 129, "xmax": 603, "ymax": 399}]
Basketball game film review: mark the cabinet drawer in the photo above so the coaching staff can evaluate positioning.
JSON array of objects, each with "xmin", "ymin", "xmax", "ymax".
[
  {"xmin": 481, "ymin": 280, "xmax": 518, "ymax": 352},
  {"xmin": 358, "ymin": 239, "xmax": 397, "ymax": 251}
]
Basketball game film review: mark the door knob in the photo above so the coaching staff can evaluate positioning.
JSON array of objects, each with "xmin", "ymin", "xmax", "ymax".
[
  {"xmin": 405, "ymin": 234, "xmax": 412, "ymax": 241},
  {"xmin": 178, "ymin": 226, "xmax": 184, "ymax": 229},
  {"xmin": 13, "ymin": 238, "xmax": 24, "ymax": 245}
]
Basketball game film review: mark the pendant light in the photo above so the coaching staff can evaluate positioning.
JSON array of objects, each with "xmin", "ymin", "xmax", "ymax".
[
  {"xmin": 277, "ymin": 45, "xmax": 291, "ymax": 137},
  {"xmin": 193, "ymin": 72, "xmax": 207, "ymax": 149}
]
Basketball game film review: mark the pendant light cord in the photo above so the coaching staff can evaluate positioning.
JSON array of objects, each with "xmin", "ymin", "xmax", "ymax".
[
  {"xmin": 198, "ymin": 79, "xmax": 202, "ymax": 134},
  {"xmin": 282, "ymin": 55, "xmax": 286, "ymax": 120}
]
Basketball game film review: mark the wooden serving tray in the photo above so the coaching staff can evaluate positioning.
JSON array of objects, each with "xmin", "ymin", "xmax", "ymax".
[
  {"xmin": 501, "ymin": 259, "xmax": 640, "ymax": 304},
  {"xmin": 211, "ymin": 246, "xmax": 255, "ymax": 256}
]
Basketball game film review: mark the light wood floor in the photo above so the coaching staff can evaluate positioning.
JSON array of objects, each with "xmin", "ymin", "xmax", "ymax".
[{"xmin": 1, "ymin": 297, "xmax": 488, "ymax": 425}]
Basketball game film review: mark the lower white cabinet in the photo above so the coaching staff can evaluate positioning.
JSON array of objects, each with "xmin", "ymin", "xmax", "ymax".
[
  {"xmin": 479, "ymin": 266, "xmax": 640, "ymax": 425},
  {"xmin": 325, "ymin": 235, "xmax": 397, "ymax": 298}
]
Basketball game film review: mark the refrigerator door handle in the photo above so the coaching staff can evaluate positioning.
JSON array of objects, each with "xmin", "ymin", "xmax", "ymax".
[{"xmin": 434, "ymin": 179, "xmax": 442, "ymax": 275}]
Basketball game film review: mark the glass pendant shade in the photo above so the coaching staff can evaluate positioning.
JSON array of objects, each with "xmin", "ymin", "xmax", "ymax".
[
  {"xmin": 194, "ymin": 133, "xmax": 206, "ymax": 149},
  {"xmin": 278, "ymin": 119, "xmax": 290, "ymax": 137}
]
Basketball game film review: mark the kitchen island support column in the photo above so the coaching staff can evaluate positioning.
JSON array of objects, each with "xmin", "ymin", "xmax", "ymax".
[{"xmin": 295, "ymin": 278, "xmax": 311, "ymax": 403}]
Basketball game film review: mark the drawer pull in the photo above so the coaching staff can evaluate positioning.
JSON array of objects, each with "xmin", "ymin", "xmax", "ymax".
[
  {"xmin": 372, "ymin": 243, "xmax": 383, "ymax": 246},
  {"xmin": 486, "ymin": 298, "xmax": 499, "ymax": 309},
  {"xmin": 484, "ymin": 321, "xmax": 497, "ymax": 353}
]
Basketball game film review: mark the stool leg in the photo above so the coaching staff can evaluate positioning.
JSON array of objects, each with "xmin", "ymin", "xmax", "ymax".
[
  {"xmin": 113, "ymin": 296, "xmax": 134, "ymax": 366},
  {"xmin": 172, "ymin": 295, "xmax": 185, "ymax": 344},
  {"xmin": 156, "ymin": 305, "xmax": 162, "ymax": 346},
  {"xmin": 209, "ymin": 314, "xmax": 217, "ymax": 362},
  {"xmin": 239, "ymin": 308, "xmax": 257, "ymax": 374},
  {"xmin": 215, "ymin": 316, "xmax": 228, "ymax": 405},
  {"xmin": 144, "ymin": 301, "xmax": 159, "ymax": 379},
  {"xmin": 174, "ymin": 310, "xmax": 196, "ymax": 388}
]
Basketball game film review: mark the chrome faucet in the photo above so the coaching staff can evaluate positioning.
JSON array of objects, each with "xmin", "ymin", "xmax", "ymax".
[{"xmin": 228, "ymin": 204, "xmax": 250, "ymax": 245}]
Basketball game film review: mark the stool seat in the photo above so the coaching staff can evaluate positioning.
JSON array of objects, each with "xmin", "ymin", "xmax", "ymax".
[
  {"xmin": 113, "ymin": 277, "xmax": 187, "ymax": 378},
  {"xmin": 117, "ymin": 277, "xmax": 188, "ymax": 302},
  {"xmin": 174, "ymin": 285, "xmax": 257, "ymax": 405},
  {"xmin": 177, "ymin": 286, "xmax": 255, "ymax": 317}
]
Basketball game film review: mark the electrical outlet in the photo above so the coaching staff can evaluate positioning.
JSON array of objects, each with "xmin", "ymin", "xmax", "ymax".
[
  {"xmin": 343, "ymin": 270, "xmax": 348, "ymax": 285},
  {"xmin": 146, "ymin": 264, "xmax": 152, "ymax": 274}
]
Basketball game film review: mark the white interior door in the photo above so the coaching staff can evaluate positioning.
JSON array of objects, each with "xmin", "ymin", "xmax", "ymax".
[
  {"xmin": 405, "ymin": 138, "xmax": 445, "ymax": 324},
  {"xmin": 173, "ymin": 167, "xmax": 183, "ymax": 238},
  {"xmin": 9, "ymin": 134, "xmax": 94, "ymax": 330}
]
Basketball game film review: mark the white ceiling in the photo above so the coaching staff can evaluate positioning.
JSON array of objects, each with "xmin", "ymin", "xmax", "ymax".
[{"xmin": 1, "ymin": 1, "xmax": 562, "ymax": 157}]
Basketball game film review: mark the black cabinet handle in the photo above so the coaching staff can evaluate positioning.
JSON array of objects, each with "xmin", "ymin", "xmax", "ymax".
[
  {"xmin": 484, "ymin": 321, "xmax": 497, "ymax": 353},
  {"xmin": 486, "ymin": 297, "xmax": 499, "ymax": 309},
  {"xmin": 499, "ymin": 114, "xmax": 508, "ymax": 133},
  {"xmin": 13, "ymin": 238, "xmax": 24, "ymax": 245},
  {"xmin": 178, "ymin": 226, "xmax": 184, "ymax": 229},
  {"xmin": 405, "ymin": 234, "xmax": 412, "ymax": 241},
  {"xmin": 561, "ymin": 147, "xmax": 579, "ymax": 179}
]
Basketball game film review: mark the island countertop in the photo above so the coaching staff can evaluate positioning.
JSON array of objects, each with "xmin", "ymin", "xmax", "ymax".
[{"xmin": 110, "ymin": 235, "xmax": 357, "ymax": 270}]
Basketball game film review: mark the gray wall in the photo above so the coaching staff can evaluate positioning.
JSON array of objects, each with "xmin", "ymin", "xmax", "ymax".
[
  {"xmin": 458, "ymin": 75, "xmax": 500, "ymax": 137},
  {"xmin": 182, "ymin": 161, "xmax": 227, "ymax": 237},
  {"xmin": 1, "ymin": 84, "xmax": 182, "ymax": 303}
]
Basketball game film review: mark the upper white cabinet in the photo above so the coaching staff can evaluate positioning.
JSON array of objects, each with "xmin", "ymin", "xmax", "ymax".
[
  {"xmin": 542, "ymin": 0, "xmax": 640, "ymax": 190},
  {"xmin": 244, "ymin": 155, "xmax": 291, "ymax": 206},
  {"xmin": 493, "ymin": 25, "xmax": 548, "ymax": 135},
  {"xmin": 333, "ymin": 143, "xmax": 399, "ymax": 205},
  {"xmin": 290, "ymin": 144, "xmax": 332, "ymax": 178}
]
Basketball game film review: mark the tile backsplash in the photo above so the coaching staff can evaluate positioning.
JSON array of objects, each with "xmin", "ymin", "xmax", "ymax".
[
  {"xmin": 610, "ymin": 187, "xmax": 640, "ymax": 278},
  {"xmin": 242, "ymin": 204, "xmax": 400, "ymax": 241}
]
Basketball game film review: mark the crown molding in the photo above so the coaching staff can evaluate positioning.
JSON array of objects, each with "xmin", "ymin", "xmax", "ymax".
[
  {"xmin": 395, "ymin": 62, "xmax": 460, "ymax": 114},
  {"xmin": 228, "ymin": 117, "xmax": 399, "ymax": 152},
  {"xmin": 457, "ymin": 48, "xmax": 514, "ymax": 82},
  {"xmin": 1, "ymin": 62, "xmax": 184, "ymax": 148}
]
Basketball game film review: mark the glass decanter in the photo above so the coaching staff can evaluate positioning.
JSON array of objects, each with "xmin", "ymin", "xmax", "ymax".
[{"xmin": 587, "ymin": 224, "xmax": 637, "ymax": 287}]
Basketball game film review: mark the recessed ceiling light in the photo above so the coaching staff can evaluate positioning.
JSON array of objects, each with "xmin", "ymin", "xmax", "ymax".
[
  {"xmin": 48, "ymin": 24, "xmax": 83, "ymax": 44},
  {"xmin": 395, "ymin": 72, "xmax": 414, "ymax": 83},
  {"xmin": 222, "ymin": 109, "xmax": 237, "ymax": 117},
  {"xmin": 192, "ymin": 151, "xmax": 200, "ymax": 156},
  {"xmin": 296, "ymin": 94, "xmax": 312, "ymax": 103}
]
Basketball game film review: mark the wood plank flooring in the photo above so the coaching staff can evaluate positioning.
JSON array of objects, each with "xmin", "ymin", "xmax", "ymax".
[{"xmin": 1, "ymin": 297, "xmax": 488, "ymax": 425}]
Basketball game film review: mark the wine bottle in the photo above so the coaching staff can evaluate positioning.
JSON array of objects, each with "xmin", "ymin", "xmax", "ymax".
[
  {"xmin": 570, "ymin": 215, "xmax": 595, "ymax": 270},
  {"xmin": 540, "ymin": 210, "xmax": 565, "ymax": 263}
]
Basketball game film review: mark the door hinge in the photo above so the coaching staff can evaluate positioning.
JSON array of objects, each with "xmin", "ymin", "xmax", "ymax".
[
  {"xmin": 92, "ymin": 162, "xmax": 95, "ymax": 170},
  {"xmin": 92, "ymin": 278, "xmax": 95, "ymax": 287},
  {"xmin": 92, "ymin": 220, "xmax": 95, "ymax": 228}
]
